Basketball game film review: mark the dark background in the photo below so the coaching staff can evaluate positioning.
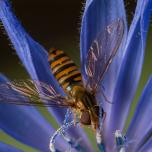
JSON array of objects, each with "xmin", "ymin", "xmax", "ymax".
[
  {"xmin": 0, "ymin": 0, "xmax": 84, "ymax": 79},
  {"xmin": 0, "ymin": 0, "xmax": 151, "ymax": 151},
  {"xmin": 0, "ymin": 0, "xmax": 137, "ymax": 79}
]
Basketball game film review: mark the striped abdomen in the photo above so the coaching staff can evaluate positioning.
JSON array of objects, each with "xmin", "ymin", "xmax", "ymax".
[{"xmin": 48, "ymin": 48, "xmax": 82, "ymax": 92}]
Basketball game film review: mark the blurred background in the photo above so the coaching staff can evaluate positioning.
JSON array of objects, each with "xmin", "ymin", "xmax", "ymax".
[{"xmin": 0, "ymin": 0, "xmax": 152, "ymax": 151}]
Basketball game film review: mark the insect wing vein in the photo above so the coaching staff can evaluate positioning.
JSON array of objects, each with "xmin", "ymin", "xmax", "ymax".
[
  {"xmin": 84, "ymin": 18, "xmax": 124, "ymax": 93},
  {"xmin": 0, "ymin": 80, "xmax": 70, "ymax": 107}
]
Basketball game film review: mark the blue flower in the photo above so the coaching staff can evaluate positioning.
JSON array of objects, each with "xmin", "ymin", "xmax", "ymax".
[{"xmin": 0, "ymin": 0, "xmax": 152, "ymax": 152}]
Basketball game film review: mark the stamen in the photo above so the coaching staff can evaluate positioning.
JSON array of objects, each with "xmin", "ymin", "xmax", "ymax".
[
  {"xmin": 49, "ymin": 109, "xmax": 86, "ymax": 152},
  {"xmin": 63, "ymin": 135, "xmax": 85, "ymax": 152},
  {"xmin": 49, "ymin": 120, "xmax": 74, "ymax": 152},
  {"xmin": 115, "ymin": 130, "xmax": 126, "ymax": 152}
]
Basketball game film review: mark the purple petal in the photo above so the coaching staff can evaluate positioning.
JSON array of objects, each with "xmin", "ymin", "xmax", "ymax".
[
  {"xmin": 0, "ymin": 73, "xmax": 8, "ymax": 83},
  {"xmin": 80, "ymin": 0, "xmax": 127, "ymax": 122},
  {"xmin": 104, "ymin": 0, "xmax": 152, "ymax": 150},
  {"xmin": 0, "ymin": 142, "xmax": 22, "ymax": 152},
  {"xmin": 0, "ymin": 1, "xmax": 92, "ymax": 150},
  {"xmin": 80, "ymin": 0, "xmax": 127, "ymax": 86},
  {"xmin": 81, "ymin": 0, "xmax": 127, "ymax": 69},
  {"xmin": 136, "ymin": 128, "xmax": 152, "ymax": 152},
  {"xmin": 138, "ymin": 137, "xmax": 152, "ymax": 152},
  {"xmin": 126, "ymin": 76, "xmax": 152, "ymax": 152},
  {"xmin": 0, "ymin": 74, "xmax": 69, "ymax": 152},
  {"xmin": 0, "ymin": 106, "xmax": 70, "ymax": 152},
  {"xmin": 0, "ymin": 0, "xmax": 67, "ymax": 124}
]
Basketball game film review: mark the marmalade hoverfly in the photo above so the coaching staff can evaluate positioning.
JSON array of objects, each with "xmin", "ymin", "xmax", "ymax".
[{"xmin": 0, "ymin": 18, "xmax": 124, "ymax": 131}]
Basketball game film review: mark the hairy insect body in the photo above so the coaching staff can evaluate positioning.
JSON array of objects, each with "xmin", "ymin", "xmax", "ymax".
[{"xmin": 48, "ymin": 48, "xmax": 99, "ymax": 129}]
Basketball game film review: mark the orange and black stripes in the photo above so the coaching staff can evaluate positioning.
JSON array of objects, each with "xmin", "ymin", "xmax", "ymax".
[{"xmin": 48, "ymin": 48, "xmax": 82, "ymax": 91}]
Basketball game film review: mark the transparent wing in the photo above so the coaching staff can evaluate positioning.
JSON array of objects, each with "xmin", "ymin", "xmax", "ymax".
[
  {"xmin": 0, "ymin": 80, "xmax": 73, "ymax": 107},
  {"xmin": 84, "ymin": 18, "xmax": 124, "ymax": 93}
]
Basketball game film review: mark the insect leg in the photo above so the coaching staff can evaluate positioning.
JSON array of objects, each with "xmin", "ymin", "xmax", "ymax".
[{"xmin": 100, "ymin": 86, "xmax": 114, "ymax": 104}]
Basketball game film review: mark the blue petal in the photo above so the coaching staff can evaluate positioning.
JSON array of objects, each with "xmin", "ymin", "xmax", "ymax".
[
  {"xmin": 138, "ymin": 137, "xmax": 152, "ymax": 152},
  {"xmin": 0, "ymin": 142, "xmax": 22, "ymax": 152},
  {"xmin": 80, "ymin": 0, "xmax": 127, "ymax": 83},
  {"xmin": 136, "ymin": 128, "xmax": 152, "ymax": 151},
  {"xmin": 0, "ymin": 74, "xmax": 69, "ymax": 152},
  {"xmin": 0, "ymin": 73, "xmax": 8, "ymax": 83},
  {"xmin": 126, "ymin": 76, "xmax": 152, "ymax": 152},
  {"xmin": 80, "ymin": 0, "xmax": 127, "ymax": 118},
  {"xmin": 104, "ymin": 0, "xmax": 152, "ymax": 149},
  {"xmin": 0, "ymin": 1, "xmax": 92, "ymax": 150},
  {"xmin": 0, "ymin": 0, "xmax": 67, "ymax": 124},
  {"xmin": 81, "ymin": 0, "xmax": 127, "ymax": 67}
]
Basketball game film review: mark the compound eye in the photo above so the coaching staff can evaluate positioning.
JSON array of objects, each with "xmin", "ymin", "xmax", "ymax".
[{"xmin": 80, "ymin": 111, "xmax": 91, "ymax": 125}]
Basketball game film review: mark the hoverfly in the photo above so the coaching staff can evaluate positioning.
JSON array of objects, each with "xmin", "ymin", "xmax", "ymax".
[{"xmin": 0, "ymin": 18, "xmax": 124, "ymax": 131}]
